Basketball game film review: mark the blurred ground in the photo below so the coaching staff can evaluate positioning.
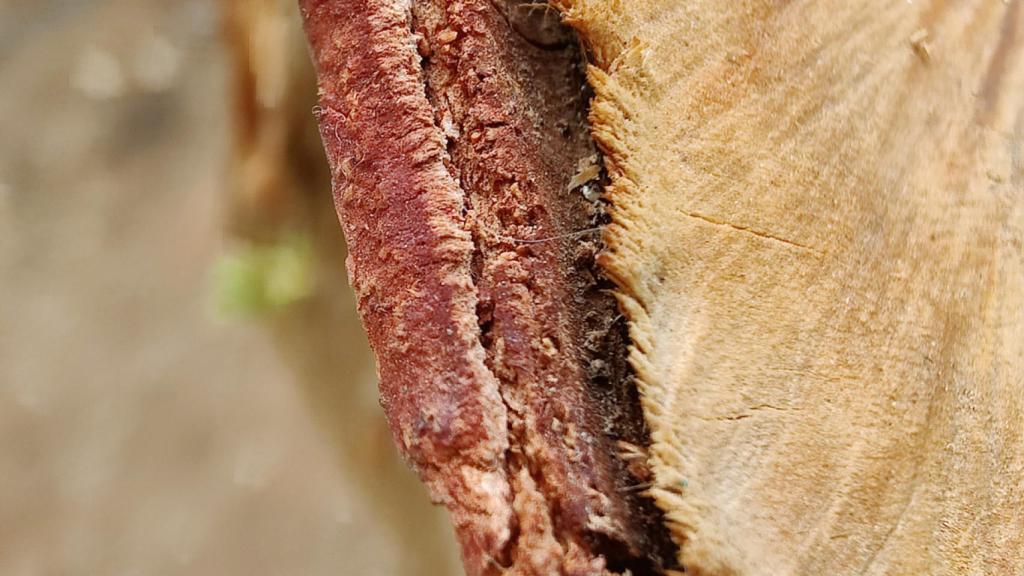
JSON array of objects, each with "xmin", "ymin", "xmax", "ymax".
[{"xmin": 0, "ymin": 1, "xmax": 459, "ymax": 573}]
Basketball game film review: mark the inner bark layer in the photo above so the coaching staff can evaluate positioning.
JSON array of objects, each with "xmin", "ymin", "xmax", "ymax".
[{"xmin": 412, "ymin": 0, "xmax": 674, "ymax": 573}]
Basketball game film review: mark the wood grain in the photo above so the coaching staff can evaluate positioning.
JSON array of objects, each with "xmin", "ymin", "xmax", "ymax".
[{"xmin": 557, "ymin": 0, "xmax": 1024, "ymax": 573}]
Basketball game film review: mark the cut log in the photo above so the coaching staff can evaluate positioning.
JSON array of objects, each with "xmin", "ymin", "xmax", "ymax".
[{"xmin": 299, "ymin": 0, "xmax": 1024, "ymax": 574}]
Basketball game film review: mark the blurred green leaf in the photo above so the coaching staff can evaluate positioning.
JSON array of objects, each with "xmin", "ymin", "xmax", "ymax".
[{"xmin": 213, "ymin": 234, "xmax": 315, "ymax": 318}]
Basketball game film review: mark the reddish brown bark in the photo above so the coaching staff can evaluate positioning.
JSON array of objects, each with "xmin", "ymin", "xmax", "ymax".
[
  {"xmin": 299, "ymin": 1, "xmax": 673, "ymax": 573},
  {"xmin": 301, "ymin": 3, "xmax": 513, "ymax": 572}
]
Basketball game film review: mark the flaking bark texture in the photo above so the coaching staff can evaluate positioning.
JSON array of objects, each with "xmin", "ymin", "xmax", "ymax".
[
  {"xmin": 301, "ymin": 3, "xmax": 514, "ymax": 571},
  {"xmin": 222, "ymin": 2, "xmax": 462, "ymax": 572},
  {"xmin": 299, "ymin": 0, "xmax": 672, "ymax": 574}
]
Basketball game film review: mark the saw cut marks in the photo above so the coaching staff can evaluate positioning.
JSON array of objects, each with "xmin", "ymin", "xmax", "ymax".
[{"xmin": 556, "ymin": 0, "xmax": 1024, "ymax": 573}]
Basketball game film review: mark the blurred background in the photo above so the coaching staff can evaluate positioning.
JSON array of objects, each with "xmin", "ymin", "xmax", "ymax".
[{"xmin": 0, "ymin": 0, "xmax": 460, "ymax": 573}]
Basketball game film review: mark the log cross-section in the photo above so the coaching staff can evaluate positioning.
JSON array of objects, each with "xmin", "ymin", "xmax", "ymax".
[{"xmin": 559, "ymin": 0, "xmax": 1024, "ymax": 573}]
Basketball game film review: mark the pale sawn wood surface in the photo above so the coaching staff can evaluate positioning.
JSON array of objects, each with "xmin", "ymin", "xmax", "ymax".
[{"xmin": 558, "ymin": 1, "xmax": 1024, "ymax": 573}]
